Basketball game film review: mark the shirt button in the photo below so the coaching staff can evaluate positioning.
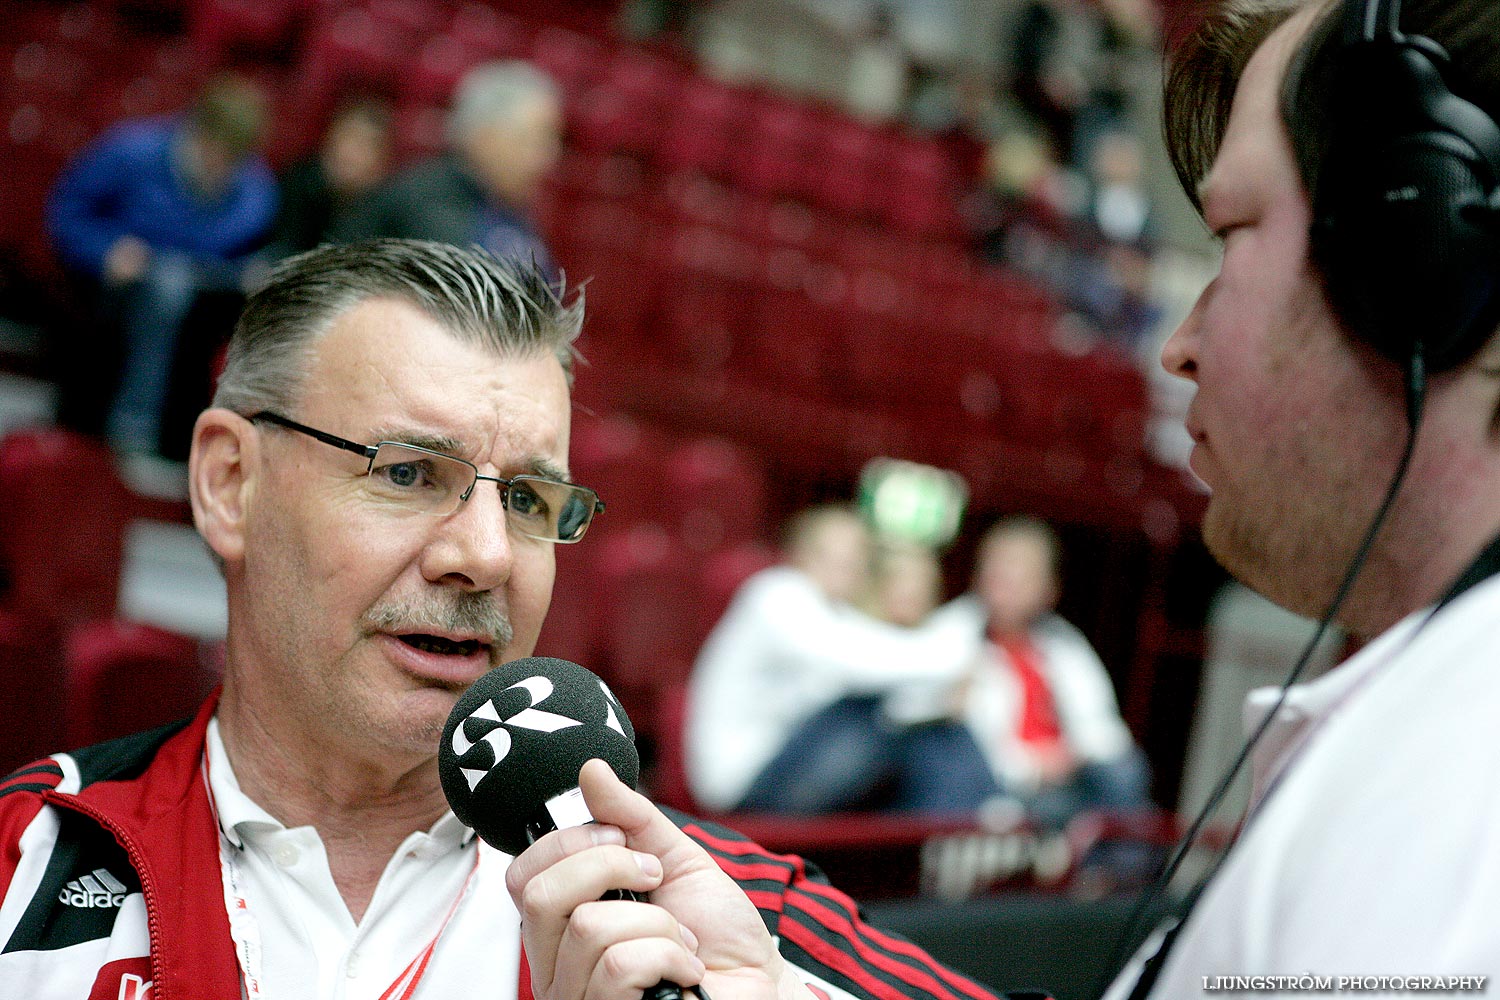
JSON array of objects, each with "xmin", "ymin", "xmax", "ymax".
[
  {"xmin": 347, "ymin": 952, "xmax": 360, "ymax": 978},
  {"xmin": 273, "ymin": 844, "xmax": 300, "ymax": 867}
]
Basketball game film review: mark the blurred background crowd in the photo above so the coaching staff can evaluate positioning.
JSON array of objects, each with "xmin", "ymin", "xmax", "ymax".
[{"xmin": 0, "ymin": 0, "xmax": 1344, "ymax": 994}]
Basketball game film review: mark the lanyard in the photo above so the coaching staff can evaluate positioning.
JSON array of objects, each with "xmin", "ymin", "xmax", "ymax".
[{"xmin": 201, "ymin": 753, "xmax": 480, "ymax": 1000}]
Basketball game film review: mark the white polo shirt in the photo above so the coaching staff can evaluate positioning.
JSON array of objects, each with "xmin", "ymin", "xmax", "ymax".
[
  {"xmin": 205, "ymin": 719, "xmax": 522, "ymax": 1000},
  {"xmin": 1106, "ymin": 573, "xmax": 1500, "ymax": 998}
]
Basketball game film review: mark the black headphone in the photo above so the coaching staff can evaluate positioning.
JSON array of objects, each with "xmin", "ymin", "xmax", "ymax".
[{"xmin": 1309, "ymin": 0, "xmax": 1500, "ymax": 373}]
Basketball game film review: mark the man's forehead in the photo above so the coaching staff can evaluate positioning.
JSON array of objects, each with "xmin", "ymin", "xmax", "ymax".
[
  {"xmin": 303, "ymin": 296, "xmax": 570, "ymax": 451},
  {"xmin": 1196, "ymin": 5, "xmax": 1323, "ymax": 208},
  {"xmin": 310, "ymin": 295, "xmax": 550, "ymax": 382}
]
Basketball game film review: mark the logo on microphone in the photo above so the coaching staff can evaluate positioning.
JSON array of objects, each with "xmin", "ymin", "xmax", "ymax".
[{"xmin": 450, "ymin": 676, "xmax": 628, "ymax": 790}]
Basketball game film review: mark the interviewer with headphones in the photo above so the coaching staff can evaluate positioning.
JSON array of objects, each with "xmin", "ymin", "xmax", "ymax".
[
  {"xmin": 1094, "ymin": 0, "xmax": 1500, "ymax": 994},
  {"xmin": 507, "ymin": 0, "xmax": 1500, "ymax": 997}
]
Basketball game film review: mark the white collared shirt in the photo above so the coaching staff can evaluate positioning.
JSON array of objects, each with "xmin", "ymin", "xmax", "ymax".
[
  {"xmin": 1105, "ymin": 573, "xmax": 1500, "ymax": 998},
  {"xmin": 205, "ymin": 719, "xmax": 521, "ymax": 1000}
]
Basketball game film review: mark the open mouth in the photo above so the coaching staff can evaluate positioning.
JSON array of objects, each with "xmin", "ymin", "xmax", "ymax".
[{"xmin": 398, "ymin": 634, "xmax": 487, "ymax": 657}]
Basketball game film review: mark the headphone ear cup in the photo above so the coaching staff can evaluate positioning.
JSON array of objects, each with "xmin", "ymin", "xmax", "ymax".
[
  {"xmin": 1315, "ymin": 131, "xmax": 1500, "ymax": 370},
  {"xmin": 1312, "ymin": 38, "xmax": 1500, "ymax": 372}
]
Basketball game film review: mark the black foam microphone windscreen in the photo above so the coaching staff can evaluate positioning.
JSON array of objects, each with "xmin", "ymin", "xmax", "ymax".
[{"xmin": 438, "ymin": 656, "xmax": 640, "ymax": 856}]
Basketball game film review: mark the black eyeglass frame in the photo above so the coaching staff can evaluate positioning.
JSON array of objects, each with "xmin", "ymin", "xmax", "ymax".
[{"xmin": 248, "ymin": 410, "xmax": 605, "ymax": 542}]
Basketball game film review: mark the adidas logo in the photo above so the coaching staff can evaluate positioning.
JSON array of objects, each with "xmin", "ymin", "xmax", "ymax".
[{"xmin": 58, "ymin": 868, "xmax": 129, "ymax": 908}]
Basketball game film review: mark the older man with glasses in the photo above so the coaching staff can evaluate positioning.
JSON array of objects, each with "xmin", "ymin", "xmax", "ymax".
[{"xmin": 0, "ymin": 239, "xmax": 1012, "ymax": 1000}]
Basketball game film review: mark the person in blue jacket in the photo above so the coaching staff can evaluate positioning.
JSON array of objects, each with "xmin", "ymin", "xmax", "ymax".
[{"xmin": 48, "ymin": 72, "xmax": 277, "ymax": 459}]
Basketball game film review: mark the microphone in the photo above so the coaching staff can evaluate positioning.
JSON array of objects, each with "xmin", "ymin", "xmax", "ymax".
[
  {"xmin": 439, "ymin": 656, "xmax": 641, "ymax": 854},
  {"xmin": 438, "ymin": 656, "xmax": 691, "ymax": 1000}
]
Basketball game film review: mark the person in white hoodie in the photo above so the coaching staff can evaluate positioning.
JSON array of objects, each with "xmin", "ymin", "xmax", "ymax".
[{"xmin": 685, "ymin": 505, "xmax": 995, "ymax": 814}]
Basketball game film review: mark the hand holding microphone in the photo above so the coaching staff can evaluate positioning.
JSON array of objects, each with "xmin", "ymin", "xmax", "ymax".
[{"xmin": 439, "ymin": 658, "xmax": 806, "ymax": 1000}]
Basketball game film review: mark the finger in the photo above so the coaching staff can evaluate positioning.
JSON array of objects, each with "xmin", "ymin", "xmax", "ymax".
[
  {"xmin": 505, "ymin": 822, "xmax": 626, "ymax": 901},
  {"xmin": 515, "ymin": 843, "xmax": 666, "ymax": 987},
  {"xmin": 582, "ymin": 936, "xmax": 707, "ymax": 1000},
  {"xmin": 550, "ymin": 901, "xmax": 701, "ymax": 1000},
  {"xmin": 575, "ymin": 761, "xmax": 780, "ymax": 973},
  {"xmin": 577, "ymin": 760, "xmax": 714, "ymax": 874}
]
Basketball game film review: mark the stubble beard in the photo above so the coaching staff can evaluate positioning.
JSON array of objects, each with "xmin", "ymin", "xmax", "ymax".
[{"xmin": 1202, "ymin": 472, "xmax": 1371, "ymax": 627}]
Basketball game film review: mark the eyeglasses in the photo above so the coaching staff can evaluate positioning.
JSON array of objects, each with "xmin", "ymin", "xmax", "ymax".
[{"xmin": 249, "ymin": 411, "xmax": 604, "ymax": 543}]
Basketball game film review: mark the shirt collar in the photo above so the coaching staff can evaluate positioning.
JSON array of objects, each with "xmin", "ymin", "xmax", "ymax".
[
  {"xmin": 1242, "ymin": 598, "xmax": 1434, "ymax": 799},
  {"xmin": 205, "ymin": 716, "xmax": 476, "ymax": 850}
]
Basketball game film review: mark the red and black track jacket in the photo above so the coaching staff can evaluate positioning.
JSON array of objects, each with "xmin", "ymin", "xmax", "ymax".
[{"xmin": 0, "ymin": 697, "xmax": 1020, "ymax": 1000}]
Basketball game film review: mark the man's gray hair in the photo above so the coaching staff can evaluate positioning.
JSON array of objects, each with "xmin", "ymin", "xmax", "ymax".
[
  {"xmin": 212, "ymin": 239, "xmax": 583, "ymax": 416},
  {"xmin": 446, "ymin": 61, "xmax": 560, "ymax": 145}
]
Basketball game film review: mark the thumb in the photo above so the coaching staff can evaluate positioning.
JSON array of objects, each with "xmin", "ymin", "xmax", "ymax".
[{"xmin": 577, "ymin": 758, "xmax": 693, "ymax": 862}]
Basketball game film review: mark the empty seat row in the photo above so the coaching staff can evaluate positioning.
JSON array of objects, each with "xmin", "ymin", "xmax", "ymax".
[{"xmin": 0, "ymin": 612, "xmax": 221, "ymax": 775}]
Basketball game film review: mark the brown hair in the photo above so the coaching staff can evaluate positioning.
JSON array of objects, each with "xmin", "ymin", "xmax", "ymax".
[
  {"xmin": 214, "ymin": 239, "xmax": 583, "ymax": 416},
  {"xmin": 977, "ymin": 515, "xmax": 1064, "ymax": 584},
  {"xmin": 1164, "ymin": 0, "xmax": 1500, "ymax": 214},
  {"xmin": 1163, "ymin": 0, "xmax": 1301, "ymax": 213}
]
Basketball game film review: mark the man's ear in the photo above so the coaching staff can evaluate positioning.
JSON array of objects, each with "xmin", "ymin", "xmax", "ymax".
[{"xmin": 190, "ymin": 408, "xmax": 259, "ymax": 565}]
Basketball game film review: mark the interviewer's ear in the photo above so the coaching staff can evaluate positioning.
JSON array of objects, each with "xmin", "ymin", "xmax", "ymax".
[{"xmin": 190, "ymin": 408, "xmax": 259, "ymax": 565}]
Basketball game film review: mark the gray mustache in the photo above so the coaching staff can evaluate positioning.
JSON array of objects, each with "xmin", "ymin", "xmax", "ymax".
[{"xmin": 365, "ymin": 594, "xmax": 514, "ymax": 649}]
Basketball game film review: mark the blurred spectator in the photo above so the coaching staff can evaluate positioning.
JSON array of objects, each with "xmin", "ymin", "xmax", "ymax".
[
  {"xmin": 1063, "ymin": 129, "xmax": 1162, "ymax": 347},
  {"xmin": 845, "ymin": 4, "xmax": 908, "ymax": 124},
  {"xmin": 47, "ymin": 73, "xmax": 276, "ymax": 458},
  {"xmin": 1003, "ymin": 0, "xmax": 1153, "ymax": 166},
  {"xmin": 863, "ymin": 542, "xmax": 944, "ymax": 628},
  {"xmin": 972, "ymin": 127, "xmax": 1161, "ymax": 349},
  {"xmin": 934, "ymin": 515, "xmax": 1150, "ymax": 829},
  {"xmin": 270, "ymin": 99, "xmax": 393, "ymax": 257},
  {"xmin": 972, "ymin": 128, "xmax": 1083, "ymax": 270},
  {"xmin": 1084, "ymin": 129, "xmax": 1152, "ymax": 246},
  {"xmin": 686, "ymin": 506, "xmax": 995, "ymax": 816},
  {"xmin": 336, "ymin": 62, "xmax": 561, "ymax": 275}
]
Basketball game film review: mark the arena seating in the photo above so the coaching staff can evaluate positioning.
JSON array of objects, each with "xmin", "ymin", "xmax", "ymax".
[{"xmin": 0, "ymin": 0, "xmax": 1204, "ymax": 903}]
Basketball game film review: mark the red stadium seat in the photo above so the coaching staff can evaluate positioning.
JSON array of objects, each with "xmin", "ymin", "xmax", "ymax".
[
  {"xmin": 644, "ymin": 682, "xmax": 697, "ymax": 811},
  {"xmin": 656, "ymin": 77, "xmax": 742, "ymax": 178},
  {"xmin": 0, "ymin": 429, "xmax": 190, "ymax": 630},
  {"xmin": 734, "ymin": 99, "xmax": 820, "ymax": 203},
  {"xmin": 697, "ymin": 541, "xmax": 779, "ymax": 630},
  {"xmin": 528, "ymin": 26, "xmax": 606, "ymax": 109},
  {"xmin": 533, "ymin": 537, "xmax": 602, "ymax": 671},
  {"xmin": 0, "ymin": 608, "xmax": 65, "ymax": 774},
  {"xmin": 590, "ymin": 525, "xmax": 706, "ymax": 726},
  {"xmin": 289, "ymin": 8, "xmax": 408, "ymax": 133},
  {"xmin": 366, "ymin": 0, "xmax": 446, "ymax": 39},
  {"xmin": 189, "ymin": 0, "xmax": 301, "ymax": 65},
  {"xmin": 446, "ymin": 4, "xmax": 531, "ymax": 59},
  {"xmin": 663, "ymin": 436, "xmax": 768, "ymax": 553},
  {"xmin": 0, "ymin": 429, "xmax": 134, "ymax": 627},
  {"xmin": 814, "ymin": 118, "xmax": 880, "ymax": 219},
  {"xmin": 567, "ymin": 414, "xmax": 676, "ymax": 533},
  {"xmin": 569, "ymin": 50, "xmax": 680, "ymax": 158},
  {"xmin": 62, "ymin": 619, "xmax": 221, "ymax": 750},
  {"xmin": 399, "ymin": 34, "xmax": 490, "ymax": 110}
]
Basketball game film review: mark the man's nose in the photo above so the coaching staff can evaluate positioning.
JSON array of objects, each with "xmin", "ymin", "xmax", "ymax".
[
  {"xmin": 1161, "ymin": 288, "xmax": 1206, "ymax": 380},
  {"xmin": 420, "ymin": 481, "xmax": 515, "ymax": 592}
]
